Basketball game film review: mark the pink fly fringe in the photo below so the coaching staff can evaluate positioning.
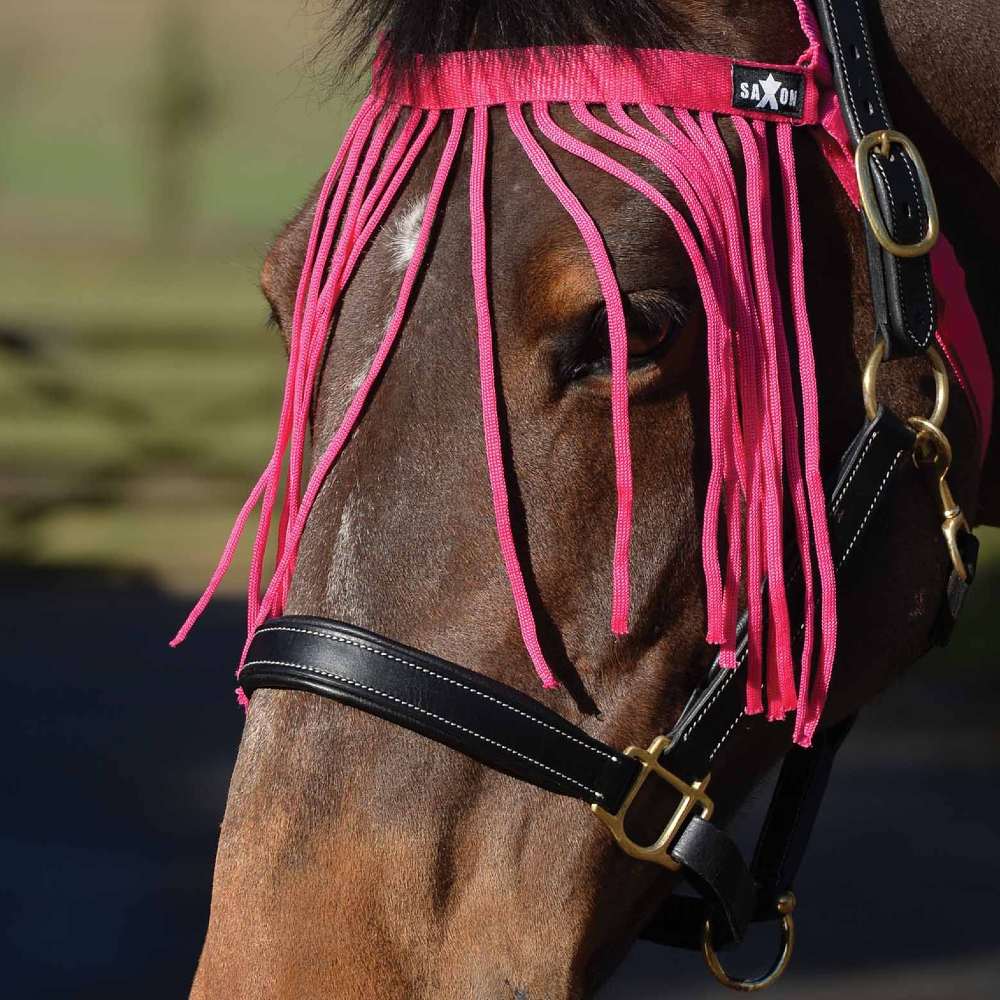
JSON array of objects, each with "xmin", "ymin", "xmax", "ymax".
[
  {"xmin": 526, "ymin": 103, "xmax": 837, "ymax": 740},
  {"xmin": 170, "ymin": 96, "xmax": 451, "ymax": 651},
  {"xmin": 173, "ymin": 95, "xmax": 837, "ymax": 744},
  {"xmin": 470, "ymin": 107, "xmax": 557, "ymax": 688}
]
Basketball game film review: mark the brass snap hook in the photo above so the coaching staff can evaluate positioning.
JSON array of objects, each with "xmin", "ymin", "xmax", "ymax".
[
  {"xmin": 702, "ymin": 892, "xmax": 797, "ymax": 992},
  {"xmin": 908, "ymin": 417, "xmax": 971, "ymax": 582}
]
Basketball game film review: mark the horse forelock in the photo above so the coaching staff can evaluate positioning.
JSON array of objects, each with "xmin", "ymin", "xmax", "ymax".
[{"xmin": 324, "ymin": 0, "xmax": 698, "ymax": 86}]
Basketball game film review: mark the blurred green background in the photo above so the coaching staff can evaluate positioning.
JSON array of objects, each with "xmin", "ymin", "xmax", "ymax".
[
  {"xmin": 0, "ymin": 6, "xmax": 362, "ymax": 992},
  {"xmin": 0, "ymin": 0, "xmax": 357, "ymax": 593}
]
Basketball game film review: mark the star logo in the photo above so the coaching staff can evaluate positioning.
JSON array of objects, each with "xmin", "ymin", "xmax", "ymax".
[
  {"xmin": 731, "ymin": 63, "xmax": 803, "ymax": 118},
  {"xmin": 756, "ymin": 73, "xmax": 783, "ymax": 111}
]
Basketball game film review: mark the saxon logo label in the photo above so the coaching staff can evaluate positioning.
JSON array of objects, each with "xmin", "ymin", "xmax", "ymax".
[{"xmin": 731, "ymin": 64, "xmax": 804, "ymax": 118}]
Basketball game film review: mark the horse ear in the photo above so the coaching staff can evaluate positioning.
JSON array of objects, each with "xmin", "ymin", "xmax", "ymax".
[{"xmin": 260, "ymin": 178, "xmax": 324, "ymax": 336}]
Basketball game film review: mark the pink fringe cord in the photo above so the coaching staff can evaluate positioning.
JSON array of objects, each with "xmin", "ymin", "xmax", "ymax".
[{"xmin": 174, "ymin": 27, "xmax": 856, "ymax": 744}]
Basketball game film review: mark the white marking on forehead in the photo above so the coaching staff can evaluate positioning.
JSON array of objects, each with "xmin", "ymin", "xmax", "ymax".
[{"xmin": 388, "ymin": 194, "xmax": 427, "ymax": 272}]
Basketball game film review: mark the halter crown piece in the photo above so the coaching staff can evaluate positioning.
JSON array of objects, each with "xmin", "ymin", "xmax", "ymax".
[{"xmin": 171, "ymin": 0, "xmax": 986, "ymax": 748}]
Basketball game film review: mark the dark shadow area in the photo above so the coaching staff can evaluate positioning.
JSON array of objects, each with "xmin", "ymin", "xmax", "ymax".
[{"xmin": 1, "ymin": 566, "xmax": 243, "ymax": 1000}]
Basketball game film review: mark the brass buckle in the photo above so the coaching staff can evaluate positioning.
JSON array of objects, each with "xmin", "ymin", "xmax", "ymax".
[
  {"xmin": 591, "ymin": 735, "xmax": 713, "ymax": 872},
  {"xmin": 855, "ymin": 129, "xmax": 939, "ymax": 258},
  {"xmin": 702, "ymin": 892, "xmax": 797, "ymax": 992}
]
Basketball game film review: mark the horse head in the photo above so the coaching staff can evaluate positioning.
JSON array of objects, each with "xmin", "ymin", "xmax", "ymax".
[{"xmin": 188, "ymin": 1, "xmax": 999, "ymax": 996}]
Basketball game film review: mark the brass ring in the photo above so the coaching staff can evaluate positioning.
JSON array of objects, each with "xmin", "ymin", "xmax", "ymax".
[
  {"xmin": 862, "ymin": 342, "xmax": 949, "ymax": 428},
  {"xmin": 702, "ymin": 893, "xmax": 796, "ymax": 993}
]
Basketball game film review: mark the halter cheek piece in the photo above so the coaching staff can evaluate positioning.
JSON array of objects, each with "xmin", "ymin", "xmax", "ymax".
[{"xmin": 205, "ymin": 0, "xmax": 987, "ymax": 991}]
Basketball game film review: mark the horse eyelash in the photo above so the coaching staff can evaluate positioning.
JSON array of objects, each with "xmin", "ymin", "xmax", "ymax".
[
  {"xmin": 591, "ymin": 291, "xmax": 689, "ymax": 354},
  {"xmin": 558, "ymin": 290, "xmax": 687, "ymax": 383},
  {"xmin": 626, "ymin": 288, "xmax": 689, "ymax": 329}
]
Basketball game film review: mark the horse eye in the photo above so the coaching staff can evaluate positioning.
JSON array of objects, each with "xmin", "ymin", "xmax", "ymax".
[{"xmin": 560, "ymin": 291, "xmax": 684, "ymax": 383}]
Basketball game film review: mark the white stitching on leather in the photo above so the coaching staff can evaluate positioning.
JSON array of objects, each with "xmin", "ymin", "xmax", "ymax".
[
  {"xmin": 709, "ymin": 712, "xmax": 744, "ymax": 762},
  {"xmin": 898, "ymin": 152, "xmax": 936, "ymax": 347},
  {"xmin": 696, "ymin": 437, "xmax": 901, "ymax": 759},
  {"xmin": 243, "ymin": 658, "xmax": 605, "ymax": 800},
  {"xmin": 870, "ymin": 158, "xmax": 912, "ymax": 341},
  {"xmin": 853, "ymin": 0, "xmax": 889, "ymax": 120},
  {"xmin": 871, "ymin": 155, "xmax": 931, "ymax": 347},
  {"xmin": 838, "ymin": 450, "xmax": 904, "ymax": 565},
  {"xmin": 255, "ymin": 625, "xmax": 620, "ymax": 765},
  {"xmin": 826, "ymin": 2, "xmax": 862, "ymax": 125},
  {"xmin": 680, "ymin": 658, "xmax": 740, "ymax": 742},
  {"xmin": 831, "ymin": 429, "xmax": 878, "ymax": 511},
  {"xmin": 697, "ymin": 642, "xmax": 753, "ymax": 757}
]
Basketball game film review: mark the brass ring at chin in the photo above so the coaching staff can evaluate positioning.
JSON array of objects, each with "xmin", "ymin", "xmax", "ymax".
[
  {"xmin": 701, "ymin": 910, "xmax": 796, "ymax": 993},
  {"xmin": 862, "ymin": 341, "xmax": 950, "ymax": 427}
]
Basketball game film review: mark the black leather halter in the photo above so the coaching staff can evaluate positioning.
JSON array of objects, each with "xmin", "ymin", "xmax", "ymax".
[
  {"xmin": 241, "ymin": 408, "xmax": 912, "ymax": 949},
  {"xmin": 238, "ymin": 1, "xmax": 978, "ymax": 990},
  {"xmin": 815, "ymin": 0, "xmax": 937, "ymax": 358}
]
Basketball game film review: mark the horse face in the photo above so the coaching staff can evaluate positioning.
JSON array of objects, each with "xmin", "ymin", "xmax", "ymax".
[
  {"xmin": 192, "ymin": 14, "xmax": 980, "ymax": 1000},
  {"xmin": 200, "ymin": 117, "xmax": 771, "ymax": 1000}
]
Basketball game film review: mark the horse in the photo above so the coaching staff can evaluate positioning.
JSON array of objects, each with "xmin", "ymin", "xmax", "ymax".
[{"xmin": 187, "ymin": 1, "xmax": 1000, "ymax": 996}]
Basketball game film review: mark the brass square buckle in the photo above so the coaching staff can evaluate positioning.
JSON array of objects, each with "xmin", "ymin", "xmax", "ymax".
[{"xmin": 591, "ymin": 735, "xmax": 713, "ymax": 871}]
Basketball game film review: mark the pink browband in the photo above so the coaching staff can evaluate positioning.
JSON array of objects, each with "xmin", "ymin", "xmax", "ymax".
[
  {"xmin": 373, "ymin": 44, "xmax": 826, "ymax": 122},
  {"xmin": 174, "ymin": 1, "xmax": 992, "ymax": 748}
]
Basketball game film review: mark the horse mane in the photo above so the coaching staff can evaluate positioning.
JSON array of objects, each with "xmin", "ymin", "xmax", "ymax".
[{"xmin": 326, "ymin": 0, "xmax": 686, "ymax": 81}]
